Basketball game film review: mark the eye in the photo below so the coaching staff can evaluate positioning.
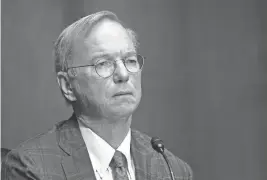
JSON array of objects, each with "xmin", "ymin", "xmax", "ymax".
[
  {"xmin": 98, "ymin": 61, "xmax": 107, "ymax": 66},
  {"xmin": 125, "ymin": 57, "xmax": 138, "ymax": 64},
  {"xmin": 96, "ymin": 60, "xmax": 113, "ymax": 71},
  {"xmin": 125, "ymin": 56, "xmax": 140, "ymax": 71},
  {"xmin": 128, "ymin": 59, "xmax": 137, "ymax": 64},
  {"xmin": 96, "ymin": 60, "xmax": 110, "ymax": 66}
]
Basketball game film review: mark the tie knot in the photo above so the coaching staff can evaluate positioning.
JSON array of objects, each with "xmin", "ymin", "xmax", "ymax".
[{"xmin": 110, "ymin": 150, "xmax": 127, "ymax": 168}]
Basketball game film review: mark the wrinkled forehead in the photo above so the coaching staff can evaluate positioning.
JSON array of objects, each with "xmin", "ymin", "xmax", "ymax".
[{"xmin": 70, "ymin": 19, "xmax": 135, "ymax": 65}]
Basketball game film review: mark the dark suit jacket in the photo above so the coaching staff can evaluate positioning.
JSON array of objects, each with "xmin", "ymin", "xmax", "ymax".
[
  {"xmin": 2, "ymin": 114, "xmax": 193, "ymax": 180},
  {"xmin": 1, "ymin": 148, "xmax": 10, "ymax": 161}
]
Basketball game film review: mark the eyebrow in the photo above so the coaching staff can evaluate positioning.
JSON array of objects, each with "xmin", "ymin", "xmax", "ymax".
[
  {"xmin": 91, "ymin": 51, "xmax": 137, "ymax": 61},
  {"xmin": 91, "ymin": 53, "xmax": 111, "ymax": 61}
]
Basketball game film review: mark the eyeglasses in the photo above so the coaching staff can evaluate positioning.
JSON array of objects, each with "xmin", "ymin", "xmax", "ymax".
[{"xmin": 67, "ymin": 54, "xmax": 144, "ymax": 78}]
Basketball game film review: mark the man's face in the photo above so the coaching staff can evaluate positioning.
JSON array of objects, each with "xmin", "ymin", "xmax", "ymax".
[{"xmin": 70, "ymin": 19, "xmax": 142, "ymax": 119}]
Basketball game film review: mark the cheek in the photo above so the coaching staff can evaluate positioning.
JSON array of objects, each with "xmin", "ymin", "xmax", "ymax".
[
  {"xmin": 75, "ymin": 74, "xmax": 92, "ymax": 93},
  {"xmin": 76, "ymin": 74, "xmax": 110, "ymax": 101},
  {"xmin": 131, "ymin": 73, "xmax": 142, "ymax": 92}
]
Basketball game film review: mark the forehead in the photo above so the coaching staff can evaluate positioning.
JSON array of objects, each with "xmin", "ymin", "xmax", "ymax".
[
  {"xmin": 88, "ymin": 19, "xmax": 134, "ymax": 53},
  {"xmin": 71, "ymin": 19, "xmax": 135, "ymax": 66}
]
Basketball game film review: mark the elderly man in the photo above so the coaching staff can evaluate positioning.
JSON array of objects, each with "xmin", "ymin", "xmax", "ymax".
[{"xmin": 2, "ymin": 11, "xmax": 193, "ymax": 180}]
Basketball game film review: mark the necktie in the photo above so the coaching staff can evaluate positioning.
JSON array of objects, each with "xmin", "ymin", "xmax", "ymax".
[{"xmin": 110, "ymin": 150, "xmax": 129, "ymax": 180}]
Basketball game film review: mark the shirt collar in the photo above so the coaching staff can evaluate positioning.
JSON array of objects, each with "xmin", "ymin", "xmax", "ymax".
[
  {"xmin": 78, "ymin": 120, "xmax": 132, "ymax": 175},
  {"xmin": 117, "ymin": 129, "xmax": 132, "ymax": 169}
]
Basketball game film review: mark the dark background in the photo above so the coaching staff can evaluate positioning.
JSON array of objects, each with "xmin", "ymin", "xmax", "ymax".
[{"xmin": 2, "ymin": 0, "xmax": 267, "ymax": 179}]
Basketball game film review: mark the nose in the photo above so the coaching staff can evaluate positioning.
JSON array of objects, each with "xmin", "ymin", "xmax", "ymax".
[{"xmin": 113, "ymin": 60, "xmax": 129, "ymax": 83}]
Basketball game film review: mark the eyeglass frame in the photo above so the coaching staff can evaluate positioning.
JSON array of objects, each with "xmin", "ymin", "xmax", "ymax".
[{"xmin": 66, "ymin": 54, "xmax": 145, "ymax": 78}]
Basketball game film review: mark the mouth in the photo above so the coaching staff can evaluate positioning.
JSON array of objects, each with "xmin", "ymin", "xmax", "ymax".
[{"xmin": 113, "ymin": 91, "xmax": 133, "ymax": 97}]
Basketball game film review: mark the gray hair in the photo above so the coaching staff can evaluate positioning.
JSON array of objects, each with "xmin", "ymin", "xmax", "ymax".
[
  {"xmin": 53, "ymin": 11, "xmax": 139, "ymax": 105},
  {"xmin": 54, "ymin": 11, "xmax": 139, "ymax": 74}
]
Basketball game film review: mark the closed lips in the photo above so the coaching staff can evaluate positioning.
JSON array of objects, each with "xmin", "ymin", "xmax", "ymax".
[{"xmin": 113, "ymin": 91, "xmax": 133, "ymax": 97}]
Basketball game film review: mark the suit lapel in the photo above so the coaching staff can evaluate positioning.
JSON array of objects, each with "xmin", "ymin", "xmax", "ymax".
[
  {"xmin": 131, "ymin": 130, "xmax": 158, "ymax": 180},
  {"xmin": 58, "ymin": 114, "xmax": 96, "ymax": 180}
]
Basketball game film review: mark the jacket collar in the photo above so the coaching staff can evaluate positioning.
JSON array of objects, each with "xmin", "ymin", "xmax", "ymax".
[
  {"xmin": 58, "ymin": 114, "xmax": 85, "ymax": 155},
  {"xmin": 58, "ymin": 114, "xmax": 96, "ymax": 180}
]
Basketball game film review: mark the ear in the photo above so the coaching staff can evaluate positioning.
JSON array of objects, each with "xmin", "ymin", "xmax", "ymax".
[{"xmin": 57, "ymin": 72, "xmax": 77, "ymax": 102}]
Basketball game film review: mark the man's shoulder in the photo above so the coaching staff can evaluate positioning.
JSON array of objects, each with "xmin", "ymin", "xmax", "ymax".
[
  {"xmin": 7, "ymin": 119, "xmax": 69, "ymax": 155},
  {"xmin": 1, "ymin": 120, "xmax": 70, "ymax": 179},
  {"xmin": 131, "ymin": 129, "xmax": 152, "ymax": 143},
  {"xmin": 131, "ymin": 129, "xmax": 155, "ymax": 153},
  {"xmin": 131, "ymin": 129, "xmax": 193, "ymax": 179},
  {"xmin": 131, "ymin": 129, "xmax": 186, "ymax": 159}
]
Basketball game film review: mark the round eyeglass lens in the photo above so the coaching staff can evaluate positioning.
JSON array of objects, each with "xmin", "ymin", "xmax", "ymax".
[
  {"xmin": 95, "ymin": 54, "xmax": 144, "ymax": 78},
  {"xmin": 95, "ymin": 60, "xmax": 114, "ymax": 78},
  {"xmin": 125, "ymin": 54, "xmax": 144, "ymax": 72}
]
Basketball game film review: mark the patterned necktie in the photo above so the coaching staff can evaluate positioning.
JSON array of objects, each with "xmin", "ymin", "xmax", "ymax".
[{"xmin": 110, "ymin": 150, "xmax": 129, "ymax": 180}]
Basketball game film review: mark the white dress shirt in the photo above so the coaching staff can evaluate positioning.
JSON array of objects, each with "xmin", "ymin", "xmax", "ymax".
[{"xmin": 78, "ymin": 120, "xmax": 135, "ymax": 180}]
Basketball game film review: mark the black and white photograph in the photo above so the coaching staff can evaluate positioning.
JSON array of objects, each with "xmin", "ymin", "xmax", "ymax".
[{"xmin": 1, "ymin": 0, "xmax": 267, "ymax": 180}]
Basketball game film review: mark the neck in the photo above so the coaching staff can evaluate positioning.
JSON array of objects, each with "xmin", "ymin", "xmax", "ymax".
[{"xmin": 76, "ymin": 112, "xmax": 132, "ymax": 149}]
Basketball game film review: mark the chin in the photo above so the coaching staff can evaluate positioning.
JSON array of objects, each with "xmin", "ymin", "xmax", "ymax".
[
  {"xmin": 106, "ymin": 102, "xmax": 138, "ymax": 118},
  {"xmin": 115, "ymin": 103, "xmax": 137, "ymax": 113},
  {"xmin": 105, "ymin": 94, "xmax": 141, "ymax": 117}
]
